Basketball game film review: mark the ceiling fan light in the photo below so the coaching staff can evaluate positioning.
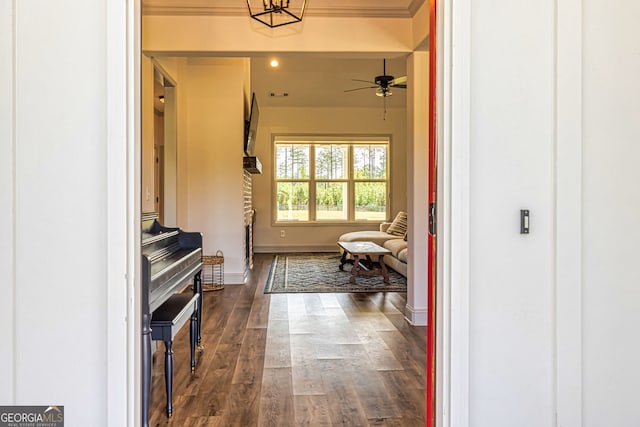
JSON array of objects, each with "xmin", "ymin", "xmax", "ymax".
[{"xmin": 376, "ymin": 88, "xmax": 391, "ymax": 97}]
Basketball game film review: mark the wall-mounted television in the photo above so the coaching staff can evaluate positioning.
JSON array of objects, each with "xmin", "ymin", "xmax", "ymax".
[{"xmin": 244, "ymin": 93, "xmax": 259, "ymax": 156}]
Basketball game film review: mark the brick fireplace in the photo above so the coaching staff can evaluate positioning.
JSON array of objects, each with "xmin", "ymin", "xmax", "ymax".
[{"xmin": 243, "ymin": 169, "xmax": 255, "ymax": 273}]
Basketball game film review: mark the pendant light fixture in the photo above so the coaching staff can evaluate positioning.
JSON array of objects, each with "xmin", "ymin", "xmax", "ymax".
[{"xmin": 247, "ymin": 0, "xmax": 307, "ymax": 28}]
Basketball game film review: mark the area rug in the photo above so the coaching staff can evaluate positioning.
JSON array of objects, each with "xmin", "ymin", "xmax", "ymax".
[{"xmin": 264, "ymin": 252, "xmax": 407, "ymax": 294}]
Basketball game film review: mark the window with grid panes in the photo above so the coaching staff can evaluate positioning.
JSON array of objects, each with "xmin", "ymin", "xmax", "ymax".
[{"xmin": 274, "ymin": 136, "xmax": 389, "ymax": 223}]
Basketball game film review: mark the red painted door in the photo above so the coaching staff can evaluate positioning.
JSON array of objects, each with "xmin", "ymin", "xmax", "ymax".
[{"xmin": 426, "ymin": 0, "xmax": 437, "ymax": 426}]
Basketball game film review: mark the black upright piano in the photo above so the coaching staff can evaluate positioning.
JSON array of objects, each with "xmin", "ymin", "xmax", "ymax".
[{"xmin": 141, "ymin": 213, "xmax": 203, "ymax": 426}]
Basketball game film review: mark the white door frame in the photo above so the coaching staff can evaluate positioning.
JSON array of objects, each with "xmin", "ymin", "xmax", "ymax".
[
  {"xmin": 106, "ymin": 0, "xmax": 141, "ymax": 425},
  {"xmin": 437, "ymin": 0, "xmax": 472, "ymax": 425}
]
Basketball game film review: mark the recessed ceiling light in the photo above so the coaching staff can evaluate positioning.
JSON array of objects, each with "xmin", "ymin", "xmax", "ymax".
[{"xmin": 270, "ymin": 59, "xmax": 279, "ymax": 68}]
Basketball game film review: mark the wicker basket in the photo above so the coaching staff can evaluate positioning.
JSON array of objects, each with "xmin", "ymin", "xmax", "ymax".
[{"xmin": 201, "ymin": 250, "xmax": 224, "ymax": 291}]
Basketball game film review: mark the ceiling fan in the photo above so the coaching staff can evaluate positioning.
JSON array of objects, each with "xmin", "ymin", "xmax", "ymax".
[{"xmin": 345, "ymin": 59, "xmax": 407, "ymax": 97}]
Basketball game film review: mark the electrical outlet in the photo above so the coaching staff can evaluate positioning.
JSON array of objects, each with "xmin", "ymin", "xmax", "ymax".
[{"xmin": 280, "ymin": 230, "xmax": 285, "ymax": 239}]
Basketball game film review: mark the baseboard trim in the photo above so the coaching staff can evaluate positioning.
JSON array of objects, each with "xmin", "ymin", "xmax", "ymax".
[
  {"xmin": 223, "ymin": 272, "xmax": 246, "ymax": 285},
  {"xmin": 255, "ymin": 244, "xmax": 338, "ymax": 253},
  {"xmin": 404, "ymin": 304, "xmax": 427, "ymax": 326}
]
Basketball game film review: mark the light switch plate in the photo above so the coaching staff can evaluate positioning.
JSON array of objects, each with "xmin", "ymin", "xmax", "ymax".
[{"xmin": 520, "ymin": 209, "xmax": 530, "ymax": 234}]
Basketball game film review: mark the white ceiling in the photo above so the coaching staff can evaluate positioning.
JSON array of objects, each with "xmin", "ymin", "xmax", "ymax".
[
  {"xmin": 145, "ymin": 0, "xmax": 422, "ymax": 109},
  {"xmin": 251, "ymin": 55, "xmax": 407, "ymax": 108}
]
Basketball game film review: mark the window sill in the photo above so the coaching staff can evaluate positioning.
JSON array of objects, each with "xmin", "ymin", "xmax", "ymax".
[{"xmin": 272, "ymin": 220, "xmax": 387, "ymax": 227}]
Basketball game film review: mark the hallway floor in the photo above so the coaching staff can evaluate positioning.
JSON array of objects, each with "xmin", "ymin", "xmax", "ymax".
[{"xmin": 149, "ymin": 253, "xmax": 426, "ymax": 426}]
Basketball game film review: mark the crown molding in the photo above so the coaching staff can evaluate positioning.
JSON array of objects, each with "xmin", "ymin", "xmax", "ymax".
[
  {"xmin": 142, "ymin": 2, "xmax": 425, "ymax": 18},
  {"xmin": 407, "ymin": 0, "xmax": 425, "ymax": 16}
]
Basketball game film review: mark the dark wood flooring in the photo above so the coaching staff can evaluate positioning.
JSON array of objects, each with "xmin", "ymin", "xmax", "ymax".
[{"xmin": 149, "ymin": 253, "xmax": 427, "ymax": 426}]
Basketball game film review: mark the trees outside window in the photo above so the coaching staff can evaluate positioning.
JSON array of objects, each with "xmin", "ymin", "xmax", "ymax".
[{"xmin": 274, "ymin": 137, "xmax": 389, "ymax": 223}]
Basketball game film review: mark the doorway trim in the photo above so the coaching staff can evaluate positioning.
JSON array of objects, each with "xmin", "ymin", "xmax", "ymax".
[
  {"xmin": 105, "ymin": 0, "xmax": 140, "ymax": 425},
  {"xmin": 150, "ymin": 59, "xmax": 178, "ymax": 226},
  {"xmin": 437, "ymin": 0, "xmax": 471, "ymax": 425}
]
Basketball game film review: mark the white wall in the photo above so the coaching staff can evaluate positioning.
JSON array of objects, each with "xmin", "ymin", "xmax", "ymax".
[
  {"xmin": 145, "ymin": 56, "xmax": 250, "ymax": 283},
  {"xmin": 147, "ymin": 57, "xmax": 250, "ymax": 282},
  {"xmin": 252, "ymin": 106, "xmax": 407, "ymax": 252},
  {"xmin": 141, "ymin": 55, "xmax": 155, "ymax": 213},
  {"xmin": 0, "ymin": 1, "xmax": 133, "ymax": 425},
  {"xmin": 17, "ymin": 1, "xmax": 112, "ymax": 412},
  {"xmin": 470, "ymin": 2, "xmax": 556, "ymax": 423},
  {"xmin": 412, "ymin": 0, "xmax": 429, "ymax": 50},
  {"xmin": 0, "ymin": 0, "xmax": 15, "ymax": 404},
  {"xmin": 443, "ymin": 0, "xmax": 640, "ymax": 426},
  {"xmin": 176, "ymin": 58, "xmax": 249, "ymax": 283},
  {"xmin": 143, "ymin": 15, "xmax": 413, "ymax": 55},
  {"xmin": 582, "ymin": 1, "xmax": 640, "ymax": 425},
  {"xmin": 406, "ymin": 51, "xmax": 429, "ymax": 326}
]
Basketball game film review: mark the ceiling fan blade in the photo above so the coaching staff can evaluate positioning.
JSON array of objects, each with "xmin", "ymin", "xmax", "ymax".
[
  {"xmin": 391, "ymin": 84, "xmax": 407, "ymax": 89},
  {"xmin": 391, "ymin": 76, "xmax": 407, "ymax": 86},
  {"xmin": 352, "ymin": 79, "xmax": 376, "ymax": 85},
  {"xmin": 344, "ymin": 86, "xmax": 378, "ymax": 93}
]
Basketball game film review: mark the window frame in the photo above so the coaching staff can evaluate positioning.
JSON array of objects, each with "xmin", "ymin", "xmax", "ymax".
[{"xmin": 272, "ymin": 135, "xmax": 391, "ymax": 225}]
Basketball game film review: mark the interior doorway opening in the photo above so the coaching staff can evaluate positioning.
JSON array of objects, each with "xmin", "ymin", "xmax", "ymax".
[
  {"xmin": 135, "ymin": 3, "xmax": 435, "ymax": 426},
  {"xmin": 149, "ymin": 63, "xmax": 177, "ymax": 226}
]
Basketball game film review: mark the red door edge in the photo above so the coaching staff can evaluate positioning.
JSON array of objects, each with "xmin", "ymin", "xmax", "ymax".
[{"xmin": 426, "ymin": 0, "xmax": 437, "ymax": 426}]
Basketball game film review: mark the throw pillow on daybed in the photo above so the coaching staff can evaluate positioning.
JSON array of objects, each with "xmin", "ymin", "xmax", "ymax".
[{"xmin": 386, "ymin": 211, "xmax": 407, "ymax": 236}]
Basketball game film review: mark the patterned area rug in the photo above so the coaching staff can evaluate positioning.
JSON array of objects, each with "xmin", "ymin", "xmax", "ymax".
[{"xmin": 264, "ymin": 252, "xmax": 407, "ymax": 294}]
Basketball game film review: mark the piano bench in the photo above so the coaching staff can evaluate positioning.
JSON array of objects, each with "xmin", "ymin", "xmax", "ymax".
[{"xmin": 151, "ymin": 292, "xmax": 200, "ymax": 418}]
